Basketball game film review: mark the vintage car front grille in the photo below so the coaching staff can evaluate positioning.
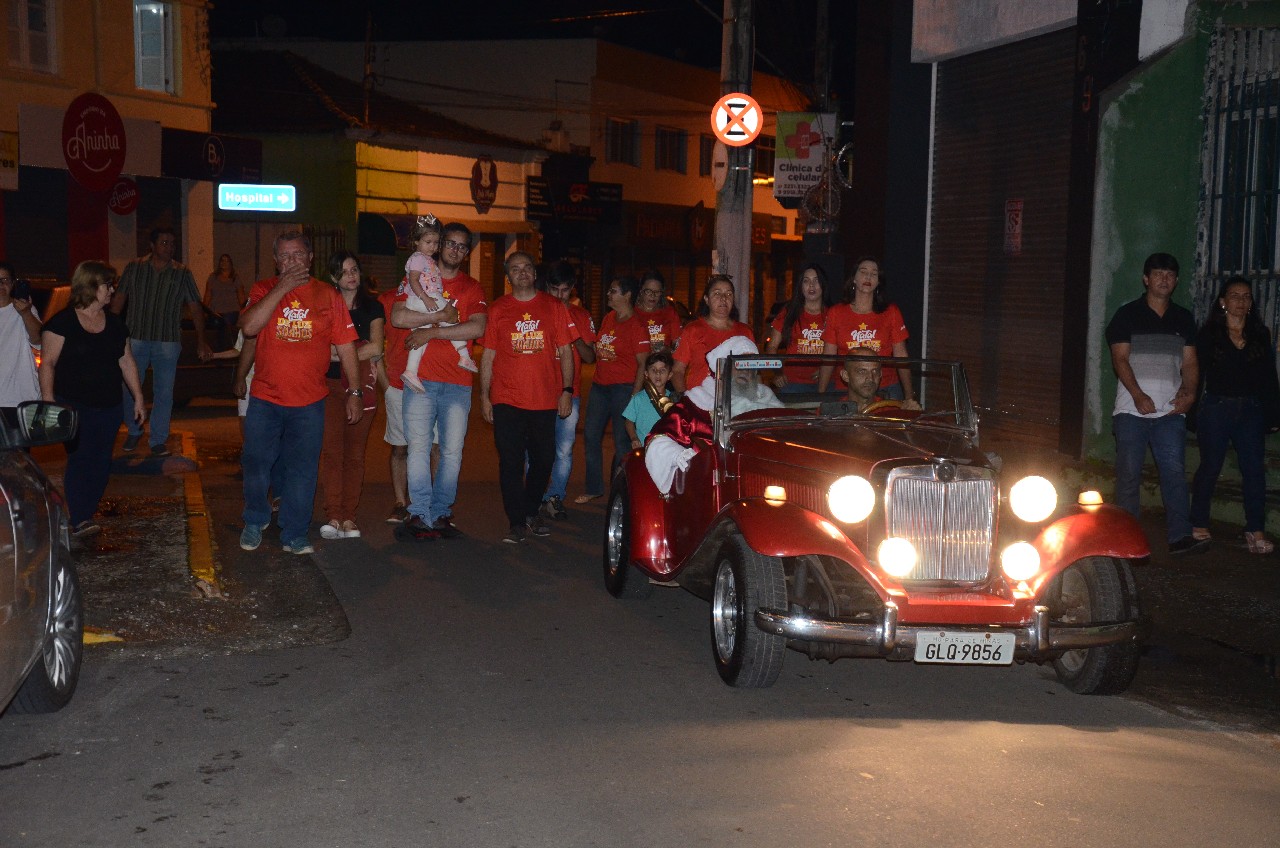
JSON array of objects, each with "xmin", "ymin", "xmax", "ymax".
[{"xmin": 884, "ymin": 463, "xmax": 995, "ymax": 581}]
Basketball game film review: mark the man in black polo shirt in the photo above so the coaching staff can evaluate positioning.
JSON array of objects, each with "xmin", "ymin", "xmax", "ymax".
[{"xmin": 1106, "ymin": 252, "xmax": 1206, "ymax": 555}]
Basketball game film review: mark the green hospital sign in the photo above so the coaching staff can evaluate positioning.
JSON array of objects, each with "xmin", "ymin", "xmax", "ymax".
[{"xmin": 218, "ymin": 184, "xmax": 296, "ymax": 212}]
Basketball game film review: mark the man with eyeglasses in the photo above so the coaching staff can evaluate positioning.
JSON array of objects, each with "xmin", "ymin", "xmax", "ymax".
[
  {"xmin": 236, "ymin": 230, "xmax": 362, "ymax": 556},
  {"xmin": 391, "ymin": 222, "xmax": 488, "ymax": 541},
  {"xmin": 110, "ymin": 226, "xmax": 211, "ymax": 456}
]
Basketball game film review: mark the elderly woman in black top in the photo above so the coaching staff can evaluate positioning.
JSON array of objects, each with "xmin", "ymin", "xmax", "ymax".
[
  {"xmin": 40, "ymin": 261, "xmax": 146, "ymax": 539},
  {"xmin": 1190, "ymin": 276, "xmax": 1280, "ymax": 553}
]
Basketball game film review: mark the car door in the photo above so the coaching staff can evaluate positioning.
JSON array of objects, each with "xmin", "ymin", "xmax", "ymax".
[
  {"xmin": 667, "ymin": 441, "xmax": 725, "ymax": 567},
  {"xmin": 0, "ymin": 470, "xmax": 25, "ymax": 690},
  {"xmin": 0, "ymin": 455, "xmax": 49, "ymax": 690}
]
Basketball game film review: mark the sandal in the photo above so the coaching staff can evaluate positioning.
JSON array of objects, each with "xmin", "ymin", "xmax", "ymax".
[
  {"xmin": 1192, "ymin": 527, "xmax": 1212, "ymax": 541},
  {"xmin": 340, "ymin": 519, "xmax": 361, "ymax": 539},
  {"xmin": 1244, "ymin": 531, "xmax": 1274, "ymax": 554},
  {"xmin": 573, "ymin": 493, "xmax": 603, "ymax": 505},
  {"xmin": 320, "ymin": 520, "xmax": 343, "ymax": 540}
]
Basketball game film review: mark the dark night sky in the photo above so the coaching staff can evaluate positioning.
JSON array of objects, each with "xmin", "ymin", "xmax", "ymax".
[{"xmin": 209, "ymin": 1, "xmax": 830, "ymax": 91}]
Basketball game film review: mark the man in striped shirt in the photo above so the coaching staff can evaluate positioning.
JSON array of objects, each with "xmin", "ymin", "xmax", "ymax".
[{"xmin": 110, "ymin": 227, "xmax": 211, "ymax": 456}]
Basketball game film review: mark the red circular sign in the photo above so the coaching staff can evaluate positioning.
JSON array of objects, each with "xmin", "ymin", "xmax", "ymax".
[
  {"xmin": 62, "ymin": 92, "xmax": 127, "ymax": 192},
  {"xmin": 108, "ymin": 177, "xmax": 139, "ymax": 216}
]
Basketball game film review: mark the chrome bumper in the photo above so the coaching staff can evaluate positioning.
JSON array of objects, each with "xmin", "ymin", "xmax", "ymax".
[{"xmin": 754, "ymin": 602, "xmax": 1138, "ymax": 658}]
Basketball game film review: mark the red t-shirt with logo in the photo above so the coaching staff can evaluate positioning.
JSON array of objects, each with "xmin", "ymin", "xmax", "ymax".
[
  {"xmin": 481, "ymin": 291, "xmax": 577, "ymax": 410},
  {"xmin": 593, "ymin": 312, "xmax": 650, "ymax": 386},
  {"xmin": 393, "ymin": 271, "xmax": 488, "ymax": 388},
  {"xmin": 379, "ymin": 285, "xmax": 410, "ymax": 390},
  {"xmin": 770, "ymin": 307, "xmax": 828, "ymax": 385},
  {"xmin": 674, "ymin": 319, "xmax": 754, "ymax": 389},
  {"xmin": 247, "ymin": 277, "xmax": 357, "ymax": 407},
  {"xmin": 634, "ymin": 305, "xmax": 682, "ymax": 353},
  {"xmin": 822, "ymin": 303, "xmax": 908, "ymax": 388},
  {"xmin": 564, "ymin": 301, "xmax": 596, "ymax": 397}
]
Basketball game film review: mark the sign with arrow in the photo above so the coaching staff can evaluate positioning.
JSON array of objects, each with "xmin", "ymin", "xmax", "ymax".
[{"xmin": 218, "ymin": 183, "xmax": 296, "ymax": 212}]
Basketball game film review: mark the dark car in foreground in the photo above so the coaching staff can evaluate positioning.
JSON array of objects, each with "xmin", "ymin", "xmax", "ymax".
[
  {"xmin": 604, "ymin": 354, "xmax": 1149, "ymax": 694},
  {"xmin": 1, "ymin": 402, "xmax": 83, "ymax": 715}
]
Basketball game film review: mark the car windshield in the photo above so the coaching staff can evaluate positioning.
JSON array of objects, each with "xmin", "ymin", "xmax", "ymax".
[{"xmin": 717, "ymin": 354, "xmax": 976, "ymax": 433}]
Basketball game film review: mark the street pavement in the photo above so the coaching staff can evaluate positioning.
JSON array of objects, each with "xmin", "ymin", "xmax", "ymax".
[{"xmin": 50, "ymin": 399, "xmax": 1280, "ymax": 734}]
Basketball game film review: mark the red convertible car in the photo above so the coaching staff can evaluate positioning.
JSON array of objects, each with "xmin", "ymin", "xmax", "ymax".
[{"xmin": 603, "ymin": 353, "xmax": 1149, "ymax": 694}]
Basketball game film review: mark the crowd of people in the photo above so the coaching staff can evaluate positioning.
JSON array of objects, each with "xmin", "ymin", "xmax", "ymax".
[{"xmin": 3, "ymin": 236, "xmax": 1278, "ymax": 554}]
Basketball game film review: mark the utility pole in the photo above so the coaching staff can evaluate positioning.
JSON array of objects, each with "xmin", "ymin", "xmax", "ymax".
[{"xmin": 714, "ymin": 0, "xmax": 754, "ymax": 323}]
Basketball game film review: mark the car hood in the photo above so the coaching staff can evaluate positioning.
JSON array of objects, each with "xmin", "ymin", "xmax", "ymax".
[{"xmin": 731, "ymin": 419, "xmax": 989, "ymax": 475}]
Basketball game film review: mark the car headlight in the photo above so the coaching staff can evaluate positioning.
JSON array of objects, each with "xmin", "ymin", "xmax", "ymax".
[
  {"xmin": 877, "ymin": 537, "xmax": 917, "ymax": 577},
  {"xmin": 1000, "ymin": 541, "xmax": 1040, "ymax": 581},
  {"xmin": 827, "ymin": 475, "xmax": 875, "ymax": 524},
  {"xmin": 1009, "ymin": 475, "xmax": 1057, "ymax": 523}
]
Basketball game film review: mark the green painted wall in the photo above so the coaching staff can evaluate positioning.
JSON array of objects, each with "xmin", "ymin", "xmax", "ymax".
[{"xmin": 212, "ymin": 133, "xmax": 358, "ymax": 239}]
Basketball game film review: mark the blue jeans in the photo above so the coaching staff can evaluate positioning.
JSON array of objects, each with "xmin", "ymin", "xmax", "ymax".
[
  {"xmin": 122, "ymin": 339, "xmax": 181, "ymax": 447},
  {"xmin": 242, "ymin": 397, "xmax": 325, "ymax": 544},
  {"xmin": 544, "ymin": 395, "xmax": 579, "ymax": 501},
  {"xmin": 1113, "ymin": 413, "xmax": 1192, "ymax": 543},
  {"xmin": 1191, "ymin": 394, "xmax": 1267, "ymax": 532},
  {"xmin": 583, "ymin": 382, "xmax": 634, "ymax": 496},
  {"xmin": 404, "ymin": 380, "xmax": 472, "ymax": 525},
  {"xmin": 58, "ymin": 400, "xmax": 120, "ymax": 526}
]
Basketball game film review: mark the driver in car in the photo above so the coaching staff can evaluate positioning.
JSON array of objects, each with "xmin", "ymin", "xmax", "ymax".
[{"xmin": 825, "ymin": 358, "xmax": 923, "ymax": 415}]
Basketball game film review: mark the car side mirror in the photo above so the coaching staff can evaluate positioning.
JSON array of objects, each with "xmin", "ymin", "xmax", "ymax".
[{"xmin": 17, "ymin": 401, "xmax": 78, "ymax": 447}]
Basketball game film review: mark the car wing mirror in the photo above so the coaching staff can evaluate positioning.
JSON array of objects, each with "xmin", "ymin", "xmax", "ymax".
[{"xmin": 17, "ymin": 401, "xmax": 79, "ymax": 447}]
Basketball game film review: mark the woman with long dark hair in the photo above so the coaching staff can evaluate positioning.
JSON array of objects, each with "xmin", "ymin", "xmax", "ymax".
[
  {"xmin": 318, "ymin": 250, "xmax": 385, "ymax": 540},
  {"xmin": 765, "ymin": 263, "xmax": 830, "ymax": 392},
  {"xmin": 817, "ymin": 257, "xmax": 914, "ymax": 402},
  {"xmin": 1190, "ymin": 276, "xmax": 1280, "ymax": 552}
]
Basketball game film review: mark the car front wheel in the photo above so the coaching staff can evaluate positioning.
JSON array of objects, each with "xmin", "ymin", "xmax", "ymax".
[
  {"xmin": 1050, "ymin": 556, "xmax": 1140, "ymax": 695},
  {"xmin": 11, "ymin": 553, "xmax": 84, "ymax": 713},
  {"xmin": 710, "ymin": 533, "xmax": 786, "ymax": 688},
  {"xmin": 602, "ymin": 485, "xmax": 652, "ymax": 599}
]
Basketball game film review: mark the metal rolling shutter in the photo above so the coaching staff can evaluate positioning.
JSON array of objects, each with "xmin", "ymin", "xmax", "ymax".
[{"xmin": 929, "ymin": 27, "xmax": 1076, "ymax": 450}]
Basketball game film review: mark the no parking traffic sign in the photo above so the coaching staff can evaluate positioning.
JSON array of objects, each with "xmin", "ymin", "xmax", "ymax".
[{"xmin": 710, "ymin": 92, "xmax": 763, "ymax": 147}]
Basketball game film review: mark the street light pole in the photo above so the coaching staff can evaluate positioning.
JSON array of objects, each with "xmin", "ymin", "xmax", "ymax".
[{"xmin": 714, "ymin": 0, "xmax": 754, "ymax": 323}]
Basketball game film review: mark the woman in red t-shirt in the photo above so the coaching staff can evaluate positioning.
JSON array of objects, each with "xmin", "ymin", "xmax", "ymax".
[
  {"xmin": 818, "ymin": 257, "xmax": 914, "ymax": 402},
  {"xmin": 576, "ymin": 275, "xmax": 649, "ymax": 503},
  {"xmin": 673, "ymin": 274, "xmax": 754, "ymax": 394},
  {"xmin": 765, "ymin": 263, "xmax": 831, "ymax": 393}
]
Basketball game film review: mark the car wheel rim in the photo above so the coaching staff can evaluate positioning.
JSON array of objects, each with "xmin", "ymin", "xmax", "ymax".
[
  {"xmin": 1056, "ymin": 567, "xmax": 1089, "ymax": 675},
  {"xmin": 605, "ymin": 495, "xmax": 623, "ymax": 578},
  {"xmin": 712, "ymin": 561, "xmax": 738, "ymax": 662},
  {"xmin": 46, "ymin": 565, "xmax": 80, "ymax": 690}
]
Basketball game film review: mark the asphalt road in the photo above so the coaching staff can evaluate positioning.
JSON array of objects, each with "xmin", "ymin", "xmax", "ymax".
[{"xmin": 2, "ymin": 402, "xmax": 1278, "ymax": 846}]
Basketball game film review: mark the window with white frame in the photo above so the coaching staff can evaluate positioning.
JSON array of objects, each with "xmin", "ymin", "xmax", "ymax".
[
  {"xmin": 655, "ymin": 126, "xmax": 687, "ymax": 174},
  {"xmin": 8, "ymin": 0, "xmax": 56, "ymax": 73},
  {"xmin": 134, "ymin": 1, "xmax": 174, "ymax": 93},
  {"xmin": 605, "ymin": 118, "xmax": 640, "ymax": 166}
]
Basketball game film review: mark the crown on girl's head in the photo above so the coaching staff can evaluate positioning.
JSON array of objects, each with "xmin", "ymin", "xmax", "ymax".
[{"xmin": 416, "ymin": 213, "xmax": 438, "ymax": 227}]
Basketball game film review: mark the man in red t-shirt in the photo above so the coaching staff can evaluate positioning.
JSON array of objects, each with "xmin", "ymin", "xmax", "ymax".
[
  {"xmin": 237, "ymin": 230, "xmax": 361, "ymax": 555},
  {"xmin": 390, "ymin": 222, "xmax": 486, "ymax": 542},
  {"xmin": 539, "ymin": 261, "xmax": 597, "ymax": 520},
  {"xmin": 479, "ymin": 251, "xmax": 576, "ymax": 544}
]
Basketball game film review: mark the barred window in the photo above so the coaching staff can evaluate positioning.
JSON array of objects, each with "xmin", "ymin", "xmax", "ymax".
[
  {"xmin": 655, "ymin": 126, "xmax": 687, "ymax": 173},
  {"xmin": 605, "ymin": 118, "xmax": 640, "ymax": 166}
]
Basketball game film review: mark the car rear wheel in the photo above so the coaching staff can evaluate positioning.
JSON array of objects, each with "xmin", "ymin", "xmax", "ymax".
[
  {"xmin": 11, "ymin": 554, "xmax": 84, "ymax": 713},
  {"xmin": 602, "ymin": 486, "xmax": 652, "ymax": 599},
  {"xmin": 710, "ymin": 533, "xmax": 786, "ymax": 688},
  {"xmin": 1050, "ymin": 557, "xmax": 1140, "ymax": 695}
]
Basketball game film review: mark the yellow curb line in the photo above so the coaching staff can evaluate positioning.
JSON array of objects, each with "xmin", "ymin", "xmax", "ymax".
[
  {"xmin": 179, "ymin": 430, "xmax": 223, "ymax": 596},
  {"xmin": 83, "ymin": 626, "xmax": 124, "ymax": 644}
]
